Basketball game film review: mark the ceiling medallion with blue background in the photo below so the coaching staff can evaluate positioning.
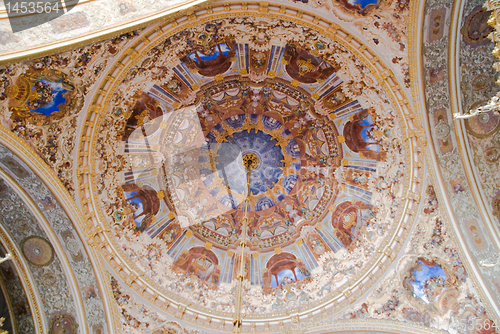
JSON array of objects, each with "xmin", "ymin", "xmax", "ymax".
[{"xmin": 200, "ymin": 114, "xmax": 301, "ymax": 211}]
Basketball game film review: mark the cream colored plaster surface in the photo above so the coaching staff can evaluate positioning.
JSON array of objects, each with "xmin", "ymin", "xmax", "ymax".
[{"xmin": 0, "ymin": 0, "xmax": 209, "ymax": 62}]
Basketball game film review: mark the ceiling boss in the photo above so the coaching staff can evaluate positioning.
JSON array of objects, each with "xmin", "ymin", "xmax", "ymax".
[{"xmin": 87, "ymin": 14, "xmax": 414, "ymax": 331}]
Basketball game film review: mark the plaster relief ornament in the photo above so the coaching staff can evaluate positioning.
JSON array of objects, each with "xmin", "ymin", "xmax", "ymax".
[
  {"xmin": 333, "ymin": 177, "xmax": 498, "ymax": 334},
  {"xmin": 0, "ymin": 31, "xmax": 141, "ymax": 196},
  {"xmin": 48, "ymin": 313, "xmax": 78, "ymax": 334},
  {"xmin": 84, "ymin": 15, "xmax": 418, "ymax": 328}
]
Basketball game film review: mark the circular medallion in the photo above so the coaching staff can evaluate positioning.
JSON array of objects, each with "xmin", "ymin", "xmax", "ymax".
[
  {"xmin": 465, "ymin": 110, "xmax": 500, "ymax": 137},
  {"xmin": 478, "ymin": 112, "xmax": 490, "ymax": 124},
  {"xmin": 65, "ymin": 238, "xmax": 80, "ymax": 254},
  {"xmin": 21, "ymin": 236, "xmax": 54, "ymax": 267},
  {"xmin": 4, "ymin": 85, "xmax": 19, "ymax": 99},
  {"xmin": 41, "ymin": 270, "xmax": 58, "ymax": 287},
  {"xmin": 49, "ymin": 313, "xmax": 78, "ymax": 334},
  {"xmin": 435, "ymin": 120, "xmax": 451, "ymax": 140},
  {"xmin": 199, "ymin": 114, "xmax": 302, "ymax": 211},
  {"xmin": 242, "ymin": 153, "xmax": 259, "ymax": 171}
]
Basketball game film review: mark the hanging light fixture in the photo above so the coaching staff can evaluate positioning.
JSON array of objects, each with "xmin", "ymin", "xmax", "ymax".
[
  {"xmin": 233, "ymin": 153, "xmax": 259, "ymax": 333},
  {"xmin": 454, "ymin": 92, "xmax": 500, "ymax": 119}
]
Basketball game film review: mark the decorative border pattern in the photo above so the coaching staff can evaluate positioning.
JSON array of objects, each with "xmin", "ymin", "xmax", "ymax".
[{"xmin": 0, "ymin": 222, "xmax": 43, "ymax": 333}]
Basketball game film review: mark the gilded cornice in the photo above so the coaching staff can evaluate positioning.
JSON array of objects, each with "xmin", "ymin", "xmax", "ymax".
[{"xmin": 0, "ymin": 0, "xmax": 214, "ymax": 65}]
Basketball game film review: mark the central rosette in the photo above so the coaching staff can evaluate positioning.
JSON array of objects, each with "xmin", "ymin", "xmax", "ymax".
[
  {"xmin": 214, "ymin": 130, "xmax": 283, "ymax": 195},
  {"xmin": 199, "ymin": 114, "xmax": 301, "ymax": 211}
]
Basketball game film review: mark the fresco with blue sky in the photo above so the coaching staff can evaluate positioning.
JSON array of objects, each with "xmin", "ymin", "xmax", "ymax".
[
  {"xmin": 188, "ymin": 43, "xmax": 231, "ymax": 63},
  {"xmin": 28, "ymin": 79, "xmax": 67, "ymax": 115},
  {"xmin": 410, "ymin": 261, "xmax": 447, "ymax": 303},
  {"xmin": 358, "ymin": 113, "xmax": 380, "ymax": 152},
  {"xmin": 124, "ymin": 190, "xmax": 146, "ymax": 227},
  {"xmin": 270, "ymin": 267, "xmax": 307, "ymax": 287},
  {"xmin": 349, "ymin": 0, "xmax": 378, "ymax": 8}
]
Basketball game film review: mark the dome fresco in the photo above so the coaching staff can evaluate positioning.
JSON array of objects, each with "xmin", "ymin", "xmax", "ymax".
[
  {"xmin": 90, "ymin": 16, "xmax": 415, "ymax": 319},
  {"xmin": 1, "ymin": 0, "xmax": 500, "ymax": 332}
]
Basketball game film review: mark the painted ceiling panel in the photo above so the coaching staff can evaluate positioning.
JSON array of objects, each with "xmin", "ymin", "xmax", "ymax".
[
  {"xmin": 0, "ymin": 0, "xmax": 499, "ymax": 333},
  {"xmin": 415, "ymin": 0, "xmax": 500, "ymax": 323}
]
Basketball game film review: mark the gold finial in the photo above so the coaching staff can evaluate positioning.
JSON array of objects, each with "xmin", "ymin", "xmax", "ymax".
[{"xmin": 242, "ymin": 153, "xmax": 259, "ymax": 171}]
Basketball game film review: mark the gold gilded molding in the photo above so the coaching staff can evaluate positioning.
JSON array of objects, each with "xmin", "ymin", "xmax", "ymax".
[
  {"xmin": 408, "ymin": 0, "xmax": 500, "ymax": 326},
  {"xmin": 0, "ymin": 166, "xmax": 89, "ymax": 328},
  {"xmin": 0, "ymin": 0, "xmax": 217, "ymax": 65}
]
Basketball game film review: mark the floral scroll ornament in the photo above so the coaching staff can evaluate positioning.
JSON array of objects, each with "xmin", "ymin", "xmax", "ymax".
[{"xmin": 456, "ymin": 1, "xmax": 500, "ymax": 119}]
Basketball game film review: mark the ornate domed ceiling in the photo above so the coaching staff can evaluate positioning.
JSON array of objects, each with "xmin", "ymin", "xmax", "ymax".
[
  {"xmin": 80, "ymin": 12, "xmax": 421, "ymax": 328},
  {"xmin": 0, "ymin": 0, "xmax": 500, "ymax": 333}
]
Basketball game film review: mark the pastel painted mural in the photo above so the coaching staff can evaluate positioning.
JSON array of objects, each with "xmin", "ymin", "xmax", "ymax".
[
  {"xmin": 407, "ymin": 259, "xmax": 447, "ymax": 303},
  {"xmin": 5, "ymin": 69, "xmax": 78, "ymax": 124},
  {"xmin": 88, "ymin": 16, "xmax": 413, "ymax": 318},
  {"xmin": 1, "ymin": 0, "xmax": 499, "ymax": 331}
]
